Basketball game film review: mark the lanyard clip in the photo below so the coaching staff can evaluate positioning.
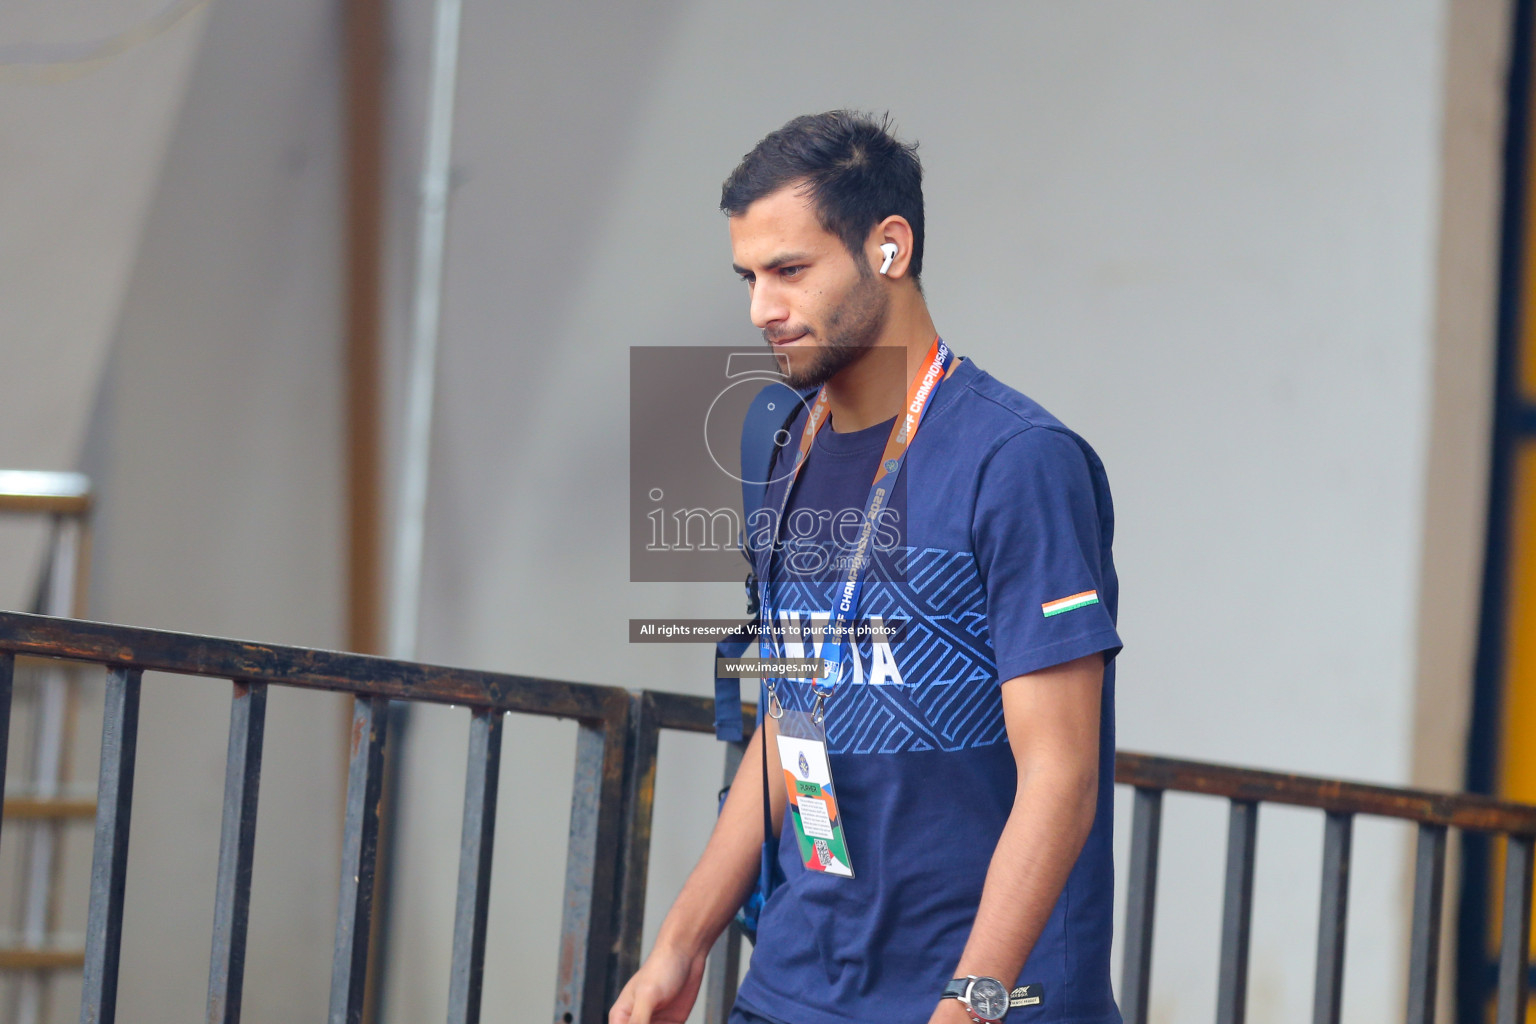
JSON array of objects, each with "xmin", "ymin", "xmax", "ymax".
[
  {"xmin": 810, "ymin": 689, "xmax": 829, "ymax": 726},
  {"xmin": 766, "ymin": 682, "xmax": 785, "ymax": 720}
]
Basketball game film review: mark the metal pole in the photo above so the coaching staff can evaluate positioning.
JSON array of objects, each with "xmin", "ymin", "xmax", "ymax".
[
  {"xmin": 388, "ymin": 0, "xmax": 463, "ymax": 663},
  {"xmin": 373, "ymin": 2, "xmax": 463, "ymax": 1021}
]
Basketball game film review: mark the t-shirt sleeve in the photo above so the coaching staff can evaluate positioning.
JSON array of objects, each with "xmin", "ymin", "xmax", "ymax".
[{"xmin": 974, "ymin": 426, "xmax": 1122, "ymax": 682}]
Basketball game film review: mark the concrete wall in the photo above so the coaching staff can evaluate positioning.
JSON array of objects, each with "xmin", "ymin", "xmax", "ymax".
[{"xmin": 0, "ymin": 1, "xmax": 1507, "ymax": 1022}]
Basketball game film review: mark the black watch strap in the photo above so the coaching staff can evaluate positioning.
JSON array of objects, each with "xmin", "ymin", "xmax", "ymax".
[{"xmin": 941, "ymin": 978, "xmax": 968, "ymax": 1000}]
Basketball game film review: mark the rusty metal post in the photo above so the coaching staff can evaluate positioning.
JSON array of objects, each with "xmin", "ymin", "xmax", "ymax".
[
  {"xmin": 0, "ymin": 652, "xmax": 13, "ymax": 853},
  {"xmin": 79, "ymin": 667, "xmax": 142, "ymax": 1024},
  {"xmin": 1405, "ymin": 823, "xmax": 1447, "ymax": 1024},
  {"xmin": 206, "ymin": 681, "xmax": 268, "ymax": 1024},
  {"xmin": 704, "ymin": 740, "xmax": 748, "ymax": 1024},
  {"xmin": 613, "ymin": 693, "xmax": 661, "ymax": 996},
  {"xmin": 447, "ymin": 708, "xmax": 502, "ymax": 1024},
  {"xmin": 1495, "ymin": 833, "xmax": 1534, "ymax": 1024},
  {"xmin": 1119, "ymin": 786, "xmax": 1163, "ymax": 1024},
  {"xmin": 328, "ymin": 696, "xmax": 389, "ymax": 1024},
  {"xmin": 1311, "ymin": 811, "xmax": 1352, "ymax": 1024},
  {"xmin": 553, "ymin": 705, "xmax": 629, "ymax": 1024},
  {"xmin": 1215, "ymin": 800, "xmax": 1259, "ymax": 1024}
]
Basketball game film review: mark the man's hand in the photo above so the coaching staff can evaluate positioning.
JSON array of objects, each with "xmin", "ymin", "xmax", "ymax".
[
  {"xmin": 608, "ymin": 720, "xmax": 782, "ymax": 1023},
  {"xmin": 608, "ymin": 944, "xmax": 707, "ymax": 1024}
]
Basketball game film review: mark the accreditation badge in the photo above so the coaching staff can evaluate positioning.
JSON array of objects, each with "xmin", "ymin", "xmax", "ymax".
[{"xmin": 774, "ymin": 709, "xmax": 854, "ymax": 877}]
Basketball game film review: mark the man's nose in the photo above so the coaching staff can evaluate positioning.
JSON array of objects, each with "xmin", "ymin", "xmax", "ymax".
[{"xmin": 749, "ymin": 280, "xmax": 788, "ymax": 330}]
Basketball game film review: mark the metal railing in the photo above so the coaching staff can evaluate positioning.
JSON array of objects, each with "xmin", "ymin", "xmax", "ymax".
[
  {"xmin": 0, "ymin": 610, "xmax": 631, "ymax": 1024},
  {"xmin": 1, "ymin": 609, "xmax": 1534, "ymax": 1024},
  {"xmin": 614, "ymin": 696, "xmax": 1536, "ymax": 1024},
  {"xmin": 1114, "ymin": 754, "xmax": 1536, "ymax": 1024}
]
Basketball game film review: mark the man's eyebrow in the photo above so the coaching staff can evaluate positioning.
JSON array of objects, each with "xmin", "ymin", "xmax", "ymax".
[{"xmin": 732, "ymin": 252, "xmax": 811, "ymax": 275}]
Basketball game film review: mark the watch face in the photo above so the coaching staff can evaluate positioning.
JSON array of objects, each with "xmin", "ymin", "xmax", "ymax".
[{"xmin": 968, "ymin": 977, "xmax": 1009, "ymax": 1020}]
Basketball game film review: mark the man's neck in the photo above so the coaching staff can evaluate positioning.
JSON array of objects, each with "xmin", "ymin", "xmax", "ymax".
[{"xmin": 824, "ymin": 295, "xmax": 941, "ymax": 433}]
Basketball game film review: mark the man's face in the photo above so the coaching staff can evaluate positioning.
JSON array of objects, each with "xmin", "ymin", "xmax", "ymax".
[{"xmin": 729, "ymin": 185, "xmax": 888, "ymax": 390}]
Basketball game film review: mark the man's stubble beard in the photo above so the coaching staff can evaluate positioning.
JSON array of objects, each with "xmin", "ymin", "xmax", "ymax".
[{"xmin": 773, "ymin": 265, "xmax": 890, "ymax": 390}]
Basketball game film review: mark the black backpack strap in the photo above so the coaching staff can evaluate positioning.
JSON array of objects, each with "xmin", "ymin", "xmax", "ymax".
[
  {"xmin": 738, "ymin": 381, "xmax": 813, "ymax": 570},
  {"xmin": 713, "ymin": 381, "xmax": 812, "ymax": 741}
]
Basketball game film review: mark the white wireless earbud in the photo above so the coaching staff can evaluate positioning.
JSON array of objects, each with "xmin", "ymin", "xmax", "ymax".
[{"xmin": 879, "ymin": 242, "xmax": 898, "ymax": 275}]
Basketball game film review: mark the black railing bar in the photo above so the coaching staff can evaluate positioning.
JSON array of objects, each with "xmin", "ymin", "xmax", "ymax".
[
  {"xmin": 614, "ymin": 689, "xmax": 758, "ymax": 739},
  {"xmin": 640, "ymin": 689, "xmax": 756, "ymax": 735},
  {"xmin": 554, "ymin": 725, "xmax": 606, "ymax": 1024},
  {"xmin": 623, "ymin": 691, "xmax": 1536, "ymax": 836},
  {"xmin": 612, "ymin": 693, "xmax": 663, "ymax": 998},
  {"xmin": 1215, "ymin": 799, "xmax": 1258, "ymax": 1024},
  {"xmin": 327, "ymin": 696, "xmax": 388, "ymax": 1024},
  {"xmin": 0, "ymin": 652, "xmax": 14, "ymax": 851},
  {"xmin": 206, "ymin": 681, "xmax": 267, "ymax": 1024},
  {"xmin": 1496, "ymin": 834, "xmax": 1534, "ymax": 1024},
  {"xmin": 554, "ymin": 717, "xmax": 629, "ymax": 1024},
  {"xmin": 1405, "ymin": 823, "xmax": 1448, "ymax": 1024},
  {"xmin": 80, "ymin": 666, "xmax": 142, "ymax": 1024},
  {"xmin": 1311, "ymin": 811, "xmax": 1352, "ymax": 1024},
  {"xmin": 1117, "ymin": 751, "xmax": 1536, "ymax": 835},
  {"xmin": 1119, "ymin": 786, "xmax": 1162, "ymax": 1024},
  {"xmin": 703, "ymin": 740, "xmax": 748, "ymax": 1024},
  {"xmin": 0, "ymin": 611, "xmax": 627, "ymax": 721},
  {"xmin": 447, "ymin": 708, "xmax": 502, "ymax": 1024},
  {"xmin": 8, "ymin": 613, "xmax": 1536, "ymax": 825}
]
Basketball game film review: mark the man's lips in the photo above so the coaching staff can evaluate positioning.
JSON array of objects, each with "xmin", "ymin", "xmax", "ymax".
[{"xmin": 767, "ymin": 332, "xmax": 809, "ymax": 346}]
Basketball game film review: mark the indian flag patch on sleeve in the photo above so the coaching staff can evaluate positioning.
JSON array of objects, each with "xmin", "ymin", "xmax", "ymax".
[{"xmin": 1041, "ymin": 590, "xmax": 1099, "ymax": 618}]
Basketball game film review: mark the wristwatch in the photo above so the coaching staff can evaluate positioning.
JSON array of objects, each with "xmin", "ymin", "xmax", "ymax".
[{"xmin": 941, "ymin": 975, "xmax": 1011, "ymax": 1023}]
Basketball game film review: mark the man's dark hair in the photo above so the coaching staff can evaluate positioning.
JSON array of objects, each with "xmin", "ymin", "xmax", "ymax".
[{"xmin": 721, "ymin": 110, "xmax": 925, "ymax": 278}]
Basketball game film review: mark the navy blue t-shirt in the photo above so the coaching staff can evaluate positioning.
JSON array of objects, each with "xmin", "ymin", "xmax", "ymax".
[{"xmin": 735, "ymin": 357, "xmax": 1122, "ymax": 1024}]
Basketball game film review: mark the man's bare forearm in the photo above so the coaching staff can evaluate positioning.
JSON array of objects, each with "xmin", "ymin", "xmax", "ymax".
[
  {"xmin": 951, "ymin": 762, "xmax": 1098, "ymax": 987},
  {"xmin": 652, "ymin": 720, "xmax": 783, "ymax": 960}
]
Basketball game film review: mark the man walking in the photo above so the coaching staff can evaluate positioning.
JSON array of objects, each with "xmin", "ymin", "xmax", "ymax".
[{"xmin": 613, "ymin": 111, "xmax": 1122, "ymax": 1024}]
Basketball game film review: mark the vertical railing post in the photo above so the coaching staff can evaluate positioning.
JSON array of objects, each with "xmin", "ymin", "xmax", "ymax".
[
  {"xmin": 206, "ymin": 681, "xmax": 268, "ymax": 1024},
  {"xmin": 704, "ymin": 739, "xmax": 748, "ymax": 1024},
  {"xmin": 328, "ymin": 695, "xmax": 389, "ymax": 1024},
  {"xmin": 554, "ymin": 703, "xmax": 629, "ymax": 1024},
  {"xmin": 1311, "ymin": 811, "xmax": 1353, "ymax": 1024},
  {"xmin": 1405, "ymin": 823, "xmax": 1447, "ymax": 1024},
  {"xmin": 1495, "ymin": 833, "xmax": 1534, "ymax": 1024},
  {"xmin": 80, "ymin": 666, "xmax": 142, "ymax": 1024},
  {"xmin": 447, "ymin": 708, "xmax": 503, "ymax": 1024},
  {"xmin": 1215, "ymin": 799, "xmax": 1259, "ymax": 1024},
  {"xmin": 613, "ymin": 693, "xmax": 661, "ymax": 998},
  {"xmin": 1120, "ymin": 786, "xmax": 1163, "ymax": 1024},
  {"xmin": 22, "ymin": 523, "xmax": 84, "ymax": 1024},
  {"xmin": 0, "ymin": 652, "xmax": 13, "ymax": 852}
]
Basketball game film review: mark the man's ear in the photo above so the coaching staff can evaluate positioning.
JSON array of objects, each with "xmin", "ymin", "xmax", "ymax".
[{"xmin": 867, "ymin": 216, "xmax": 915, "ymax": 279}]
